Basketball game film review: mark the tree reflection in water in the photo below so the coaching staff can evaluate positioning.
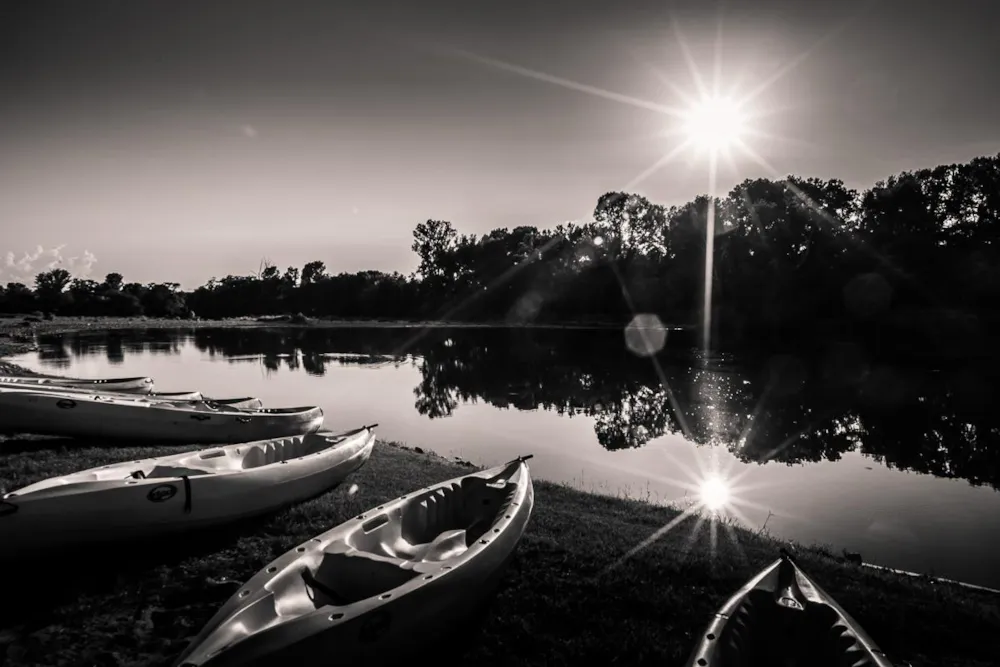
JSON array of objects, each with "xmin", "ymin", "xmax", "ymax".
[{"xmin": 41, "ymin": 326, "xmax": 1000, "ymax": 491}]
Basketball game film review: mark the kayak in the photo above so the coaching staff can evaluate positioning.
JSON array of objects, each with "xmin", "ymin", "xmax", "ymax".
[
  {"xmin": 0, "ymin": 387, "xmax": 322, "ymax": 443},
  {"xmin": 684, "ymin": 550, "xmax": 894, "ymax": 667},
  {"xmin": 173, "ymin": 455, "xmax": 535, "ymax": 667},
  {"xmin": 0, "ymin": 382, "xmax": 262, "ymax": 409},
  {"xmin": 0, "ymin": 378, "xmax": 185, "ymax": 398},
  {"xmin": 0, "ymin": 374, "xmax": 154, "ymax": 393},
  {"xmin": 0, "ymin": 425, "xmax": 377, "ymax": 553}
]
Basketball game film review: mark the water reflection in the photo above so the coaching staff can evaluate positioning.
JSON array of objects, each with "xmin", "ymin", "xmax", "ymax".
[{"xmin": 33, "ymin": 327, "xmax": 1000, "ymax": 491}]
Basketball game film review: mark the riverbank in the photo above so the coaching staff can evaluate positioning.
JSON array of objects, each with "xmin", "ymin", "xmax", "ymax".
[
  {"xmin": 1, "ymin": 320, "xmax": 999, "ymax": 666},
  {"xmin": 0, "ymin": 314, "xmax": 659, "ymax": 371}
]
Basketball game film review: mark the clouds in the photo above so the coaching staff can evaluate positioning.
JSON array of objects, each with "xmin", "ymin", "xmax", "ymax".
[{"xmin": 1, "ymin": 244, "xmax": 98, "ymax": 284}]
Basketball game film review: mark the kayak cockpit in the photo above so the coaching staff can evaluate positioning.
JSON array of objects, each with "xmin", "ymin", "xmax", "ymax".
[
  {"xmin": 711, "ymin": 590, "xmax": 883, "ymax": 666},
  {"xmin": 239, "ymin": 433, "xmax": 342, "ymax": 469},
  {"xmin": 140, "ymin": 433, "xmax": 345, "ymax": 478},
  {"xmin": 697, "ymin": 553, "xmax": 890, "ymax": 667},
  {"xmin": 351, "ymin": 475, "xmax": 517, "ymax": 560},
  {"xmin": 296, "ymin": 474, "xmax": 519, "ymax": 605}
]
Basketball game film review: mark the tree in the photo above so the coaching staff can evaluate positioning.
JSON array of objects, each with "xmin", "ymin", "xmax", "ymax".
[
  {"xmin": 301, "ymin": 261, "xmax": 326, "ymax": 284},
  {"xmin": 102, "ymin": 272, "xmax": 124, "ymax": 293},
  {"xmin": 142, "ymin": 282, "xmax": 186, "ymax": 317},
  {"xmin": 0, "ymin": 282, "xmax": 34, "ymax": 313},
  {"xmin": 68, "ymin": 279, "xmax": 100, "ymax": 314},
  {"xmin": 593, "ymin": 191, "xmax": 668, "ymax": 259},
  {"xmin": 34, "ymin": 268, "xmax": 72, "ymax": 312},
  {"xmin": 105, "ymin": 289, "xmax": 143, "ymax": 316},
  {"xmin": 411, "ymin": 219, "xmax": 457, "ymax": 280},
  {"xmin": 261, "ymin": 265, "xmax": 280, "ymax": 282}
]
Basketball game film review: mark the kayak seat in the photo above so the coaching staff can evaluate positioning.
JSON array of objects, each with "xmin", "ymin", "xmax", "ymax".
[
  {"xmin": 409, "ymin": 528, "xmax": 471, "ymax": 562},
  {"xmin": 306, "ymin": 550, "xmax": 421, "ymax": 605},
  {"xmin": 144, "ymin": 464, "xmax": 214, "ymax": 478},
  {"xmin": 303, "ymin": 529, "xmax": 471, "ymax": 607},
  {"xmin": 332, "ymin": 476, "xmax": 516, "ymax": 569}
]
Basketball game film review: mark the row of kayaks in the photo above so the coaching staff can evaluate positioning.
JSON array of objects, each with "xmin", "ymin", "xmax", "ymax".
[
  {"xmin": 1, "ymin": 417, "xmax": 537, "ymax": 666},
  {"xmin": 0, "ymin": 373, "xmax": 903, "ymax": 666},
  {"xmin": 0, "ymin": 374, "xmax": 323, "ymax": 443},
  {"xmin": 0, "ymin": 372, "xmax": 260, "ymax": 406}
]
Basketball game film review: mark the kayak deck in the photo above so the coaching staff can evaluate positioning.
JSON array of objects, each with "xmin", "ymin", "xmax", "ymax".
[{"xmin": 51, "ymin": 432, "xmax": 354, "ymax": 485}]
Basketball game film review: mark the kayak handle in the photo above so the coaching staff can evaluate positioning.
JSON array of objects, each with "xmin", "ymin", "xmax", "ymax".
[
  {"xmin": 328, "ymin": 423, "xmax": 380, "ymax": 439},
  {"xmin": 0, "ymin": 499, "xmax": 18, "ymax": 517}
]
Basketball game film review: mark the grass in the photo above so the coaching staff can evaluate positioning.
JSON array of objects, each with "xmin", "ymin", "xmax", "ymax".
[{"xmin": 1, "ymin": 435, "xmax": 999, "ymax": 667}]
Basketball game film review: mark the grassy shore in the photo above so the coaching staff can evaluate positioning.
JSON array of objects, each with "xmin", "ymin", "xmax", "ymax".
[{"xmin": 1, "ymin": 318, "xmax": 999, "ymax": 666}]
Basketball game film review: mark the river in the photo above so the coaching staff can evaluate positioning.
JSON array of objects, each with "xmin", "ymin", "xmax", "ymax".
[{"xmin": 8, "ymin": 325, "xmax": 1000, "ymax": 588}]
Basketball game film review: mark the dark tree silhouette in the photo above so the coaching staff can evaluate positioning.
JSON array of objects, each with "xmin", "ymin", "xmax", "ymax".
[{"xmin": 3, "ymin": 153, "xmax": 999, "ymax": 362}]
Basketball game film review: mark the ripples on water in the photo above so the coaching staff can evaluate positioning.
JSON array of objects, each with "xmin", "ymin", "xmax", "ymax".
[{"xmin": 14, "ymin": 326, "xmax": 1000, "ymax": 587}]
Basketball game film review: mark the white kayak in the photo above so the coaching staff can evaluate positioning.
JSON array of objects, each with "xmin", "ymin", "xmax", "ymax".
[
  {"xmin": 0, "ymin": 387, "xmax": 322, "ymax": 443},
  {"xmin": 0, "ymin": 425, "xmax": 377, "ymax": 554},
  {"xmin": 0, "ymin": 374, "xmax": 154, "ymax": 393},
  {"xmin": 684, "ymin": 550, "xmax": 895, "ymax": 666},
  {"xmin": 0, "ymin": 381, "xmax": 262, "ymax": 409},
  {"xmin": 173, "ymin": 455, "xmax": 534, "ymax": 667}
]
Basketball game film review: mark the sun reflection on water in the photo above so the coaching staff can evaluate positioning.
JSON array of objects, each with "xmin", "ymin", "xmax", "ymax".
[{"xmin": 698, "ymin": 475, "xmax": 730, "ymax": 511}]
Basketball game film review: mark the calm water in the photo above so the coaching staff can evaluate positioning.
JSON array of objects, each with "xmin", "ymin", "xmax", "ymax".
[{"xmin": 10, "ymin": 326, "xmax": 1000, "ymax": 588}]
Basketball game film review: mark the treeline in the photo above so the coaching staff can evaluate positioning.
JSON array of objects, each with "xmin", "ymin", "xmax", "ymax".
[
  {"xmin": 0, "ymin": 271, "xmax": 187, "ymax": 318},
  {"xmin": 3, "ymin": 153, "xmax": 999, "ymax": 355}
]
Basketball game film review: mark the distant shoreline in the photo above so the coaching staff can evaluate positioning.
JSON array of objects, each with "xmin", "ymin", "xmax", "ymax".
[{"xmin": 0, "ymin": 314, "xmax": 691, "ymax": 372}]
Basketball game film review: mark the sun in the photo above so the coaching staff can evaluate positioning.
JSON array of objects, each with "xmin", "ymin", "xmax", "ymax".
[
  {"xmin": 682, "ymin": 95, "xmax": 747, "ymax": 153},
  {"xmin": 698, "ymin": 476, "xmax": 731, "ymax": 511}
]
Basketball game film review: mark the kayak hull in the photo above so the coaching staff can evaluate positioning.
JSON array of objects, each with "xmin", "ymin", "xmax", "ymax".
[
  {"xmin": 0, "ymin": 388, "xmax": 321, "ymax": 443},
  {"xmin": 0, "ymin": 374, "xmax": 154, "ymax": 393},
  {"xmin": 685, "ymin": 552, "xmax": 894, "ymax": 667},
  {"xmin": 174, "ymin": 456, "xmax": 535, "ymax": 667},
  {"xmin": 0, "ymin": 426, "xmax": 376, "ymax": 553}
]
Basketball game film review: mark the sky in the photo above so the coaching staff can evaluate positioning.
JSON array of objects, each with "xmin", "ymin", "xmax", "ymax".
[{"xmin": 2, "ymin": 0, "xmax": 999, "ymax": 289}]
